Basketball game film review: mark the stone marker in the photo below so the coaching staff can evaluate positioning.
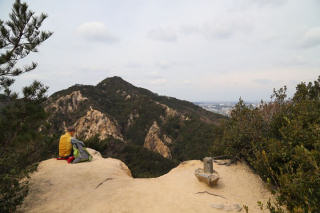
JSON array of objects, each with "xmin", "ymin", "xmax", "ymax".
[
  {"xmin": 203, "ymin": 157, "xmax": 213, "ymax": 173},
  {"xmin": 194, "ymin": 157, "xmax": 219, "ymax": 186}
]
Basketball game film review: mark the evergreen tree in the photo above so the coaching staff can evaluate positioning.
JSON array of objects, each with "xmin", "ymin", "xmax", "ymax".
[
  {"xmin": 0, "ymin": 1, "xmax": 52, "ymax": 212},
  {"xmin": 219, "ymin": 77, "xmax": 320, "ymax": 212},
  {"xmin": 0, "ymin": 0, "xmax": 52, "ymax": 94}
]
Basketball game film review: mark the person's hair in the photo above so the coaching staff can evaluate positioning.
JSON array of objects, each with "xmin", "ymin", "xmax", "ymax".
[{"xmin": 67, "ymin": 126, "xmax": 75, "ymax": 132}]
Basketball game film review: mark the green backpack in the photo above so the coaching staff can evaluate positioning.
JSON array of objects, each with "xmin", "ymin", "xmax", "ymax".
[{"xmin": 73, "ymin": 145, "xmax": 92, "ymax": 162}]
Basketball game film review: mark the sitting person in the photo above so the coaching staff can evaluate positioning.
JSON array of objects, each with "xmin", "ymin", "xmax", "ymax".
[
  {"xmin": 58, "ymin": 126, "xmax": 92, "ymax": 163},
  {"xmin": 58, "ymin": 127, "xmax": 75, "ymax": 163}
]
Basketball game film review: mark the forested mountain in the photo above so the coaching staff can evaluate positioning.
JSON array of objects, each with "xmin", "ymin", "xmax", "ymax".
[{"xmin": 45, "ymin": 76, "xmax": 226, "ymax": 177}]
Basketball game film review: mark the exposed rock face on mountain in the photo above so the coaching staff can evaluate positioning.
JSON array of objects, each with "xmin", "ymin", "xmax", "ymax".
[
  {"xmin": 127, "ymin": 111, "xmax": 139, "ymax": 128},
  {"xmin": 74, "ymin": 107, "xmax": 124, "ymax": 141},
  {"xmin": 18, "ymin": 149, "xmax": 274, "ymax": 213},
  {"xmin": 46, "ymin": 90, "xmax": 88, "ymax": 113},
  {"xmin": 144, "ymin": 121, "xmax": 172, "ymax": 159},
  {"xmin": 155, "ymin": 101, "xmax": 179, "ymax": 118},
  {"xmin": 45, "ymin": 76, "xmax": 226, "ymax": 177}
]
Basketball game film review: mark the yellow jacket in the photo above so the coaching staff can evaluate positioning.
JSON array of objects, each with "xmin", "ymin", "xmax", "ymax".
[{"xmin": 59, "ymin": 132, "xmax": 72, "ymax": 157}]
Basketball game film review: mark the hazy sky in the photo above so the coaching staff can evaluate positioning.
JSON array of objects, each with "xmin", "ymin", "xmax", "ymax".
[{"xmin": 0, "ymin": 0, "xmax": 319, "ymax": 102}]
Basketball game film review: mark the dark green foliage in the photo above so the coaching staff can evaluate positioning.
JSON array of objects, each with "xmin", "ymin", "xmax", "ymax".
[
  {"xmin": 84, "ymin": 135, "xmax": 114, "ymax": 152},
  {"xmin": 84, "ymin": 137, "xmax": 178, "ymax": 178},
  {"xmin": 0, "ymin": 82, "xmax": 57, "ymax": 212},
  {"xmin": 219, "ymin": 77, "xmax": 320, "ymax": 212},
  {"xmin": 162, "ymin": 116, "xmax": 182, "ymax": 139},
  {"xmin": 0, "ymin": 1, "xmax": 52, "ymax": 211},
  {"xmin": 171, "ymin": 118, "xmax": 222, "ymax": 161},
  {"xmin": 120, "ymin": 144, "xmax": 179, "ymax": 178},
  {"xmin": 82, "ymin": 111, "xmax": 224, "ymax": 178}
]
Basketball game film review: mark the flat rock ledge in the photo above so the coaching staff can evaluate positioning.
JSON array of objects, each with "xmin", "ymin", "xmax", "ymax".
[{"xmin": 18, "ymin": 149, "xmax": 274, "ymax": 213}]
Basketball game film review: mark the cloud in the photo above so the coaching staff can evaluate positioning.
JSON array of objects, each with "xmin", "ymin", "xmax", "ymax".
[
  {"xmin": 201, "ymin": 22, "xmax": 235, "ymax": 39},
  {"xmin": 149, "ymin": 78, "xmax": 168, "ymax": 85},
  {"xmin": 253, "ymin": 78, "xmax": 275, "ymax": 85},
  {"xmin": 125, "ymin": 62, "xmax": 143, "ymax": 69},
  {"xmin": 180, "ymin": 18, "xmax": 253, "ymax": 40},
  {"xmin": 79, "ymin": 66, "xmax": 111, "ymax": 73},
  {"xmin": 183, "ymin": 80, "xmax": 191, "ymax": 84},
  {"xmin": 154, "ymin": 60, "xmax": 176, "ymax": 69},
  {"xmin": 276, "ymin": 56, "xmax": 308, "ymax": 67},
  {"xmin": 77, "ymin": 22, "xmax": 118, "ymax": 43},
  {"xmin": 180, "ymin": 25, "xmax": 200, "ymax": 35},
  {"xmin": 252, "ymin": 0, "xmax": 288, "ymax": 7},
  {"xmin": 147, "ymin": 27, "xmax": 178, "ymax": 42},
  {"xmin": 148, "ymin": 16, "xmax": 253, "ymax": 43},
  {"xmin": 145, "ymin": 70, "xmax": 171, "ymax": 82},
  {"xmin": 300, "ymin": 27, "xmax": 320, "ymax": 48},
  {"xmin": 234, "ymin": 0, "xmax": 288, "ymax": 9}
]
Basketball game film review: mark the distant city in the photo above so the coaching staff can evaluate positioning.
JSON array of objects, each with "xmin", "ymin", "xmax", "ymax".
[{"xmin": 194, "ymin": 101, "xmax": 259, "ymax": 116}]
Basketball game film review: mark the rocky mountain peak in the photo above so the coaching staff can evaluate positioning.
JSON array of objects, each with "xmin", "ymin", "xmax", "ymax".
[
  {"xmin": 45, "ymin": 76, "xmax": 225, "ymax": 166},
  {"xmin": 96, "ymin": 76, "xmax": 135, "ymax": 90}
]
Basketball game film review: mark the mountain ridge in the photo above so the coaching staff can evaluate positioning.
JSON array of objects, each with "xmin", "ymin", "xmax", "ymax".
[{"xmin": 45, "ymin": 76, "xmax": 226, "ymax": 177}]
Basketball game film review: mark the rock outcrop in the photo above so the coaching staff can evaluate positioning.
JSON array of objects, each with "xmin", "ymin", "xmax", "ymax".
[
  {"xmin": 74, "ymin": 107, "xmax": 124, "ymax": 141},
  {"xmin": 155, "ymin": 101, "xmax": 179, "ymax": 118},
  {"xmin": 155, "ymin": 101, "xmax": 190, "ymax": 122},
  {"xmin": 46, "ymin": 91, "xmax": 124, "ymax": 141},
  {"xmin": 46, "ymin": 90, "xmax": 88, "ymax": 113},
  {"xmin": 163, "ymin": 134, "xmax": 173, "ymax": 144},
  {"xmin": 127, "ymin": 112, "xmax": 139, "ymax": 128},
  {"xmin": 19, "ymin": 151, "xmax": 274, "ymax": 213},
  {"xmin": 144, "ymin": 121, "xmax": 172, "ymax": 159}
]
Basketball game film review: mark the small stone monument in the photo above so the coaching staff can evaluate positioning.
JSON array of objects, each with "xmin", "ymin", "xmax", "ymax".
[
  {"xmin": 203, "ymin": 157, "xmax": 214, "ymax": 173},
  {"xmin": 194, "ymin": 157, "xmax": 219, "ymax": 186}
]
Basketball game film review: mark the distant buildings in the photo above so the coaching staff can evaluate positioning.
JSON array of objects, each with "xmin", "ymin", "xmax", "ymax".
[
  {"xmin": 195, "ymin": 102, "xmax": 235, "ymax": 116},
  {"xmin": 195, "ymin": 101, "xmax": 259, "ymax": 117}
]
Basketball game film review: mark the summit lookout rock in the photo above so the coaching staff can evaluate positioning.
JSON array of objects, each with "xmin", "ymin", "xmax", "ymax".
[{"xmin": 19, "ymin": 149, "xmax": 274, "ymax": 213}]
